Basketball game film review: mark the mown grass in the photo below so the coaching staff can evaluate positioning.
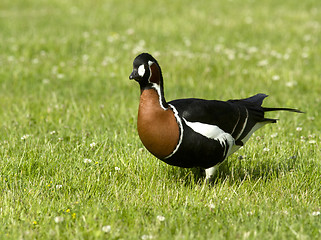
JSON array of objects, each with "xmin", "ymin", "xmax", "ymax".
[{"xmin": 0, "ymin": 0, "xmax": 320, "ymax": 239}]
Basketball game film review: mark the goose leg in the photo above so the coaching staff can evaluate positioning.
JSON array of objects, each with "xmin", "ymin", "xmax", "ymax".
[{"xmin": 205, "ymin": 165, "xmax": 219, "ymax": 183}]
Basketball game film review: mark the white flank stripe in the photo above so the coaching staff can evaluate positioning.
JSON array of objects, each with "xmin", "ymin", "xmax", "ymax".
[
  {"xmin": 231, "ymin": 111, "xmax": 240, "ymax": 135},
  {"xmin": 240, "ymin": 122, "xmax": 266, "ymax": 144},
  {"xmin": 235, "ymin": 108, "xmax": 248, "ymax": 140},
  {"xmin": 183, "ymin": 118, "xmax": 235, "ymax": 157},
  {"xmin": 229, "ymin": 121, "xmax": 267, "ymax": 156},
  {"xmin": 183, "ymin": 119, "xmax": 233, "ymax": 145},
  {"xmin": 164, "ymin": 104, "xmax": 184, "ymax": 159}
]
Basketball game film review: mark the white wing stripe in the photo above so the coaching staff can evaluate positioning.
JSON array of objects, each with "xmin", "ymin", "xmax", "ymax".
[{"xmin": 183, "ymin": 118, "xmax": 235, "ymax": 152}]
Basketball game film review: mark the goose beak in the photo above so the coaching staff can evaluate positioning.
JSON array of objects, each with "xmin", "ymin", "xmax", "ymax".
[{"xmin": 129, "ymin": 70, "xmax": 139, "ymax": 80}]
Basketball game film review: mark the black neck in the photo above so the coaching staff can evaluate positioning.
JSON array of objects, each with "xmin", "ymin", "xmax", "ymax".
[{"xmin": 139, "ymin": 80, "xmax": 169, "ymax": 109}]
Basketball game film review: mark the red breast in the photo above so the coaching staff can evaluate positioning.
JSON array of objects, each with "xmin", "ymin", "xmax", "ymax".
[{"xmin": 137, "ymin": 89, "xmax": 179, "ymax": 159}]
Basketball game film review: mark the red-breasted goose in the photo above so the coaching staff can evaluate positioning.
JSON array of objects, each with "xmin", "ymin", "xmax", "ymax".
[{"xmin": 129, "ymin": 53, "xmax": 302, "ymax": 182}]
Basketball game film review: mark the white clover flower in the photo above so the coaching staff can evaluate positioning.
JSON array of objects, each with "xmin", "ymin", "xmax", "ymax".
[
  {"xmin": 84, "ymin": 158, "xmax": 92, "ymax": 164},
  {"xmin": 272, "ymin": 75, "xmax": 280, "ymax": 81},
  {"xmin": 57, "ymin": 73, "xmax": 65, "ymax": 79},
  {"xmin": 214, "ymin": 44, "xmax": 224, "ymax": 53},
  {"xmin": 271, "ymin": 133, "xmax": 278, "ymax": 138},
  {"xmin": 50, "ymin": 131, "xmax": 57, "ymax": 135},
  {"xmin": 208, "ymin": 203, "xmax": 215, "ymax": 209},
  {"xmin": 126, "ymin": 28, "xmax": 135, "ymax": 35},
  {"xmin": 283, "ymin": 53, "xmax": 290, "ymax": 60},
  {"xmin": 55, "ymin": 185, "xmax": 62, "ymax": 189},
  {"xmin": 311, "ymin": 211, "xmax": 320, "ymax": 216},
  {"xmin": 115, "ymin": 167, "xmax": 120, "ymax": 171},
  {"xmin": 141, "ymin": 235, "xmax": 153, "ymax": 240},
  {"xmin": 54, "ymin": 216, "xmax": 64, "ymax": 223},
  {"xmin": 308, "ymin": 116, "xmax": 315, "ymax": 121},
  {"xmin": 242, "ymin": 69, "xmax": 249, "ymax": 75},
  {"xmin": 132, "ymin": 40, "xmax": 146, "ymax": 54},
  {"xmin": 303, "ymin": 35, "xmax": 311, "ymax": 42},
  {"xmin": 90, "ymin": 142, "xmax": 97, "ymax": 148},
  {"xmin": 308, "ymin": 134, "xmax": 316, "ymax": 139},
  {"xmin": 156, "ymin": 215, "xmax": 165, "ymax": 221},
  {"xmin": 248, "ymin": 46, "xmax": 258, "ymax": 54},
  {"xmin": 301, "ymin": 52, "xmax": 309, "ymax": 58},
  {"xmin": 7, "ymin": 56, "xmax": 15, "ymax": 62},
  {"xmin": 257, "ymin": 59, "xmax": 268, "ymax": 67},
  {"xmin": 285, "ymin": 81, "xmax": 297, "ymax": 87},
  {"xmin": 271, "ymin": 50, "xmax": 282, "ymax": 59},
  {"xmin": 183, "ymin": 38, "xmax": 191, "ymax": 47},
  {"xmin": 263, "ymin": 147, "xmax": 270, "ymax": 152},
  {"xmin": 102, "ymin": 225, "xmax": 111, "ymax": 233},
  {"xmin": 42, "ymin": 78, "xmax": 50, "ymax": 84},
  {"xmin": 82, "ymin": 54, "xmax": 89, "ymax": 62},
  {"xmin": 245, "ymin": 17, "xmax": 253, "ymax": 24},
  {"xmin": 296, "ymin": 127, "xmax": 303, "ymax": 132},
  {"xmin": 21, "ymin": 134, "xmax": 31, "ymax": 140},
  {"xmin": 32, "ymin": 58, "xmax": 39, "ymax": 64},
  {"xmin": 309, "ymin": 140, "xmax": 317, "ymax": 144},
  {"xmin": 82, "ymin": 32, "xmax": 90, "ymax": 38}
]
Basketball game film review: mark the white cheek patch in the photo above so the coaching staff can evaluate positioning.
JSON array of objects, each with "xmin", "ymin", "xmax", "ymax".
[{"xmin": 138, "ymin": 64, "xmax": 145, "ymax": 77}]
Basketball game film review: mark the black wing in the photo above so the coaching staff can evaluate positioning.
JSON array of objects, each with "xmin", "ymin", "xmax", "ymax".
[{"xmin": 169, "ymin": 94, "xmax": 273, "ymax": 145}]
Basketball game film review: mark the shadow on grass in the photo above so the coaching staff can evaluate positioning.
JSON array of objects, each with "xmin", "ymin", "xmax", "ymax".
[{"xmin": 172, "ymin": 154, "xmax": 301, "ymax": 186}]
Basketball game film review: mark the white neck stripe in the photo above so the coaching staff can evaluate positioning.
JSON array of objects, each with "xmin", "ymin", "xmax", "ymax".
[
  {"xmin": 164, "ymin": 104, "xmax": 184, "ymax": 159},
  {"xmin": 148, "ymin": 62, "xmax": 166, "ymax": 110},
  {"xmin": 151, "ymin": 83, "xmax": 167, "ymax": 110}
]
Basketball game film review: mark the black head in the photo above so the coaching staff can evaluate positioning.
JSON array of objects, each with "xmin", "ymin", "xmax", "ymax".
[
  {"xmin": 129, "ymin": 53, "xmax": 168, "ymax": 108},
  {"xmin": 129, "ymin": 53, "xmax": 162, "ymax": 87}
]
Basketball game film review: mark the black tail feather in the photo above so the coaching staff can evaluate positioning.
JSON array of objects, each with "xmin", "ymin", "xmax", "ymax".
[
  {"xmin": 237, "ymin": 93, "xmax": 304, "ymax": 113},
  {"xmin": 262, "ymin": 107, "xmax": 304, "ymax": 113},
  {"xmin": 262, "ymin": 118, "xmax": 278, "ymax": 123}
]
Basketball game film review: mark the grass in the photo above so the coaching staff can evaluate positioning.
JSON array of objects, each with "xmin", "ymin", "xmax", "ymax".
[{"xmin": 0, "ymin": 0, "xmax": 320, "ymax": 239}]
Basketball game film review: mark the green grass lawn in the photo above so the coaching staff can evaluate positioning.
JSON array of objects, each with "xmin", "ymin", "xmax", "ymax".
[{"xmin": 1, "ymin": 0, "xmax": 320, "ymax": 239}]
